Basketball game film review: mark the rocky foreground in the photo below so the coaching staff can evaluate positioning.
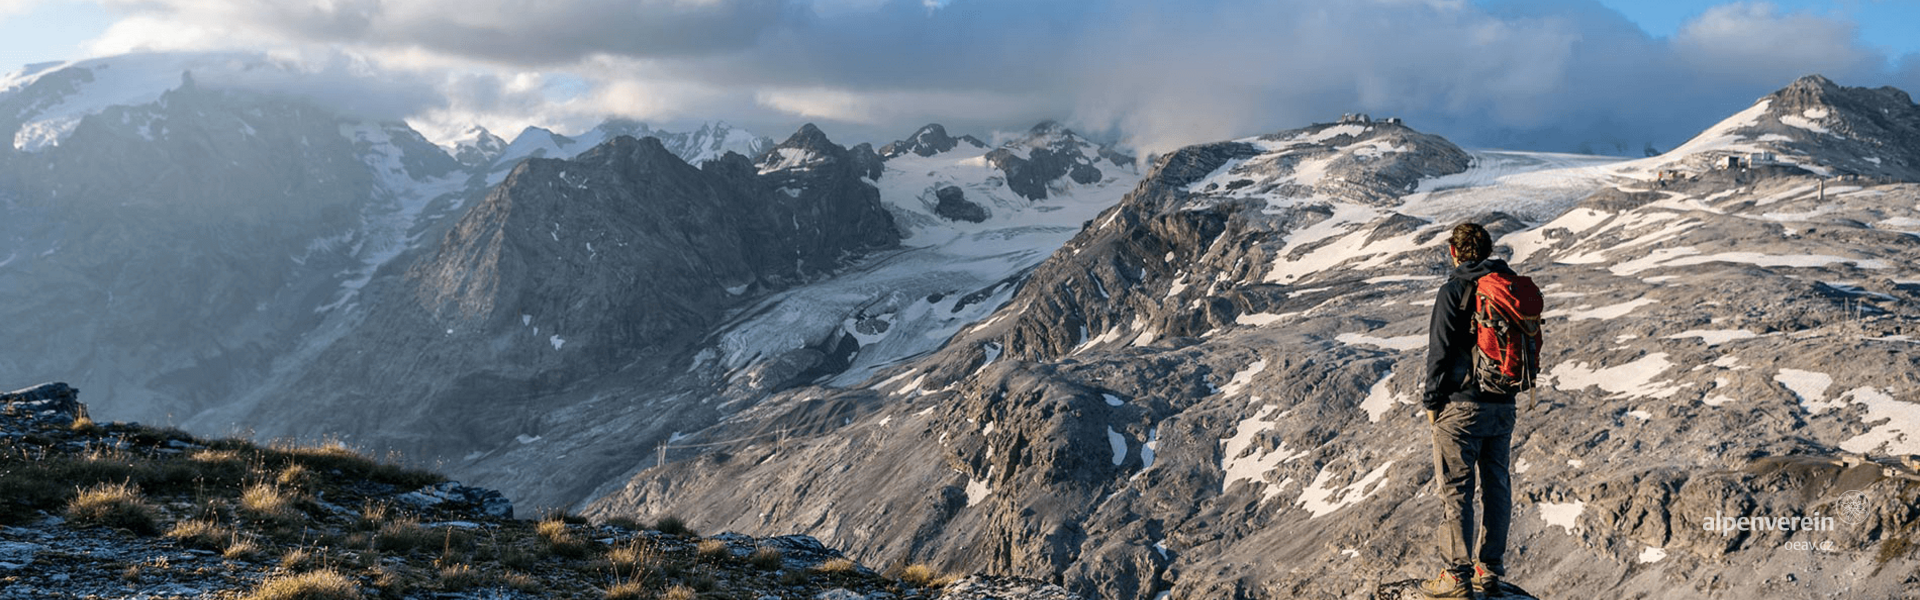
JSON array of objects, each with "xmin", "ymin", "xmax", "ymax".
[{"xmin": 1, "ymin": 383, "xmax": 1077, "ymax": 600}]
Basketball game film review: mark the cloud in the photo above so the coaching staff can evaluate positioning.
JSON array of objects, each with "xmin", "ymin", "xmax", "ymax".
[
  {"xmin": 78, "ymin": 0, "xmax": 1920, "ymax": 154},
  {"xmin": 1673, "ymin": 2, "xmax": 1881, "ymax": 85}
]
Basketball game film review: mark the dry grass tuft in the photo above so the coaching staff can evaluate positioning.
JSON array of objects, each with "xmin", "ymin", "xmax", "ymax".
[
  {"xmin": 652, "ymin": 515, "xmax": 692, "ymax": 537},
  {"xmin": 165, "ymin": 519, "xmax": 234, "ymax": 551},
  {"xmin": 604, "ymin": 581, "xmax": 648, "ymax": 600},
  {"xmin": 239, "ymin": 483, "xmax": 300, "ymax": 525},
  {"xmin": 374, "ymin": 519, "xmax": 438, "ymax": 554},
  {"xmin": 606, "ymin": 538, "xmax": 659, "ymax": 574},
  {"xmin": 243, "ymin": 569, "xmax": 363, "ymax": 600},
  {"xmin": 280, "ymin": 547, "xmax": 322, "ymax": 572},
  {"xmin": 660, "ymin": 585, "xmax": 697, "ymax": 600},
  {"xmin": 695, "ymin": 539, "xmax": 731, "ymax": 562},
  {"xmin": 275, "ymin": 464, "xmax": 312, "ymax": 489},
  {"xmin": 499, "ymin": 571, "xmax": 540, "ymax": 593},
  {"xmin": 65, "ymin": 482, "xmax": 160, "ymax": 535},
  {"xmin": 748, "ymin": 546, "xmax": 783, "ymax": 571},
  {"xmin": 223, "ymin": 535, "xmax": 263, "ymax": 561},
  {"xmin": 814, "ymin": 557, "xmax": 858, "ymax": 574},
  {"xmin": 602, "ymin": 515, "xmax": 643, "ymax": 530},
  {"xmin": 537, "ymin": 516, "xmax": 593, "ymax": 558},
  {"xmin": 896, "ymin": 563, "xmax": 953, "ymax": 588},
  {"xmin": 436, "ymin": 563, "xmax": 484, "ymax": 592}
]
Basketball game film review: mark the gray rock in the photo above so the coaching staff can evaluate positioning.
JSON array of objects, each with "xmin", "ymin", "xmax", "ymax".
[
  {"xmin": 985, "ymin": 121, "xmax": 1135, "ymax": 201},
  {"xmin": 591, "ymin": 78, "xmax": 1920, "ymax": 600},
  {"xmin": 881, "ymin": 124, "xmax": 988, "ymax": 159},
  {"xmin": 934, "ymin": 186, "xmax": 989, "ymax": 223}
]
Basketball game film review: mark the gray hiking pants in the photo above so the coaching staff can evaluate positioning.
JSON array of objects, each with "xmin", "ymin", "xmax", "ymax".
[{"xmin": 1431, "ymin": 400, "xmax": 1516, "ymax": 571}]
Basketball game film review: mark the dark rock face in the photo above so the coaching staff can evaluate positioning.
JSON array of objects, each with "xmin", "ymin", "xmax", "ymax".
[
  {"xmin": 934, "ymin": 186, "xmax": 989, "ymax": 222},
  {"xmin": 986, "ymin": 122, "xmax": 1136, "ymax": 200},
  {"xmin": 882, "ymin": 123, "xmax": 988, "ymax": 158}
]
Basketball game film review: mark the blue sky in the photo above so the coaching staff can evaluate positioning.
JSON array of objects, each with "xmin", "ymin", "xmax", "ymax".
[
  {"xmin": 1, "ymin": 1, "xmax": 1916, "ymax": 154},
  {"xmin": 1591, "ymin": 0, "xmax": 1920, "ymax": 55}
]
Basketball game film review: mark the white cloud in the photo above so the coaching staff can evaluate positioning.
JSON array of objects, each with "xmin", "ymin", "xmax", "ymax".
[
  {"xmin": 1674, "ymin": 2, "xmax": 1881, "ymax": 85},
  {"xmin": 64, "ymin": 0, "xmax": 1920, "ymax": 153}
]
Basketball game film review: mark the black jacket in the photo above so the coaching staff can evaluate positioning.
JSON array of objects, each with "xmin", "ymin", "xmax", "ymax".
[{"xmin": 1423, "ymin": 258, "xmax": 1520, "ymax": 411}]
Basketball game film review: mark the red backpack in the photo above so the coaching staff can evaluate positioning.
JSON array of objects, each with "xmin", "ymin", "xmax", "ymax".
[{"xmin": 1471, "ymin": 272, "xmax": 1544, "ymax": 403}]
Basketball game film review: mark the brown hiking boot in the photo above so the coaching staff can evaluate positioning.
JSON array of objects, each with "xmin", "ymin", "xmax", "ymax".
[
  {"xmin": 1472, "ymin": 562, "xmax": 1503, "ymax": 595},
  {"xmin": 1419, "ymin": 569, "xmax": 1473, "ymax": 599}
]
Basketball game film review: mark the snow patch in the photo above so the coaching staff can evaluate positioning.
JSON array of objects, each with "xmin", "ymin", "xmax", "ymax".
[
  {"xmin": 1220, "ymin": 402, "xmax": 1305, "ymax": 496},
  {"xmin": 1360, "ymin": 371, "xmax": 1405, "ymax": 423},
  {"xmin": 1297, "ymin": 461, "xmax": 1395, "ymax": 518},
  {"xmin": 1775, "ymin": 369, "xmax": 1836, "ymax": 413},
  {"xmin": 1665, "ymin": 329, "xmax": 1757, "ymax": 346},
  {"xmin": 1218, "ymin": 360, "xmax": 1267, "ymax": 396},
  {"xmin": 1336, "ymin": 332, "xmax": 1425, "ymax": 351},
  {"xmin": 1837, "ymin": 387, "xmax": 1920, "ymax": 455},
  {"xmin": 1638, "ymin": 547, "xmax": 1668, "ymax": 563},
  {"xmin": 1538, "ymin": 500, "xmax": 1585, "ymax": 533},
  {"xmin": 1107, "ymin": 427, "xmax": 1128, "ymax": 466},
  {"xmin": 1548, "ymin": 353, "xmax": 1684, "ymax": 399},
  {"xmin": 1550, "ymin": 298, "xmax": 1657, "ymax": 321}
]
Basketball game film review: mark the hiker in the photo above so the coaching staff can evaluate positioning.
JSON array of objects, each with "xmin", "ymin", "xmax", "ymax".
[{"xmin": 1419, "ymin": 223, "xmax": 1542, "ymax": 599}]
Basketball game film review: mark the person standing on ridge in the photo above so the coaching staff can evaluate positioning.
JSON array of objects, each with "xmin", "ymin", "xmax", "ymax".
[{"xmin": 1419, "ymin": 223, "xmax": 1542, "ymax": 599}]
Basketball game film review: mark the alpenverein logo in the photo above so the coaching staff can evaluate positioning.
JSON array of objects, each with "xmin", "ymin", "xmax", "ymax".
[{"xmin": 1836, "ymin": 490, "xmax": 1870, "ymax": 526}]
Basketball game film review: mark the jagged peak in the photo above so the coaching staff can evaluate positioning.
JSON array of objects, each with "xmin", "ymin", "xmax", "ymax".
[
  {"xmin": 881, "ymin": 122, "xmax": 986, "ymax": 158},
  {"xmin": 759, "ymin": 123, "xmax": 845, "ymax": 173},
  {"xmin": 783, "ymin": 122, "xmax": 833, "ymax": 146}
]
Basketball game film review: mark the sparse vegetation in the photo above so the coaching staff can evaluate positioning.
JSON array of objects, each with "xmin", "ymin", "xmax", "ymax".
[
  {"xmin": 65, "ymin": 482, "xmax": 160, "ymax": 534},
  {"xmin": 660, "ymin": 585, "xmax": 698, "ymax": 600},
  {"xmin": 695, "ymin": 539, "xmax": 732, "ymax": 562},
  {"xmin": 814, "ymin": 557, "xmax": 857, "ymax": 574},
  {"xmin": 606, "ymin": 538, "xmax": 659, "ymax": 575},
  {"xmin": 436, "ymin": 563, "xmax": 484, "ymax": 591},
  {"xmin": 653, "ymin": 515, "xmax": 692, "ymax": 537},
  {"xmin": 779, "ymin": 568, "xmax": 810, "ymax": 586},
  {"xmin": 7, "ymin": 399, "xmax": 928, "ymax": 599},
  {"xmin": 748, "ymin": 546, "xmax": 784, "ymax": 570},
  {"xmin": 604, "ymin": 581, "xmax": 648, "ymax": 600},
  {"xmin": 240, "ymin": 483, "xmax": 300, "ymax": 525},
  {"xmin": 374, "ymin": 518, "xmax": 437, "ymax": 554},
  {"xmin": 280, "ymin": 547, "xmax": 321, "ymax": 572},
  {"xmin": 603, "ymin": 515, "xmax": 644, "ymax": 530},
  {"xmin": 243, "ymin": 569, "xmax": 362, "ymax": 600},
  {"xmin": 895, "ymin": 563, "xmax": 953, "ymax": 588},
  {"xmin": 537, "ymin": 515, "xmax": 594, "ymax": 558},
  {"xmin": 224, "ymin": 535, "xmax": 263, "ymax": 561}
]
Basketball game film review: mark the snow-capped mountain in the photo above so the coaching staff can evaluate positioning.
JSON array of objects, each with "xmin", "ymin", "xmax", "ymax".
[
  {"xmin": 585, "ymin": 81, "xmax": 1920, "ymax": 600},
  {"xmin": 203, "ymin": 118, "xmax": 1144, "ymax": 511},
  {"xmin": 448, "ymin": 125, "xmax": 507, "ymax": 167},
  {"xmin": 481, "ymin": 119, "xmax": 772, "ymax": 185},
  {"xmin": 0, "ymin": 52, "xmax": 796, "ymax": 430},
  {"xmin": 0, "ymin": 53, "xmax": 477, "ymax": 424}
]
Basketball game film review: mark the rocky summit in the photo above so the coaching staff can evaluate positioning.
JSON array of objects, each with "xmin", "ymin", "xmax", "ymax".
[{"xmin": 587, "ymin": 83, "xmax": 1920, "ymax": 599}]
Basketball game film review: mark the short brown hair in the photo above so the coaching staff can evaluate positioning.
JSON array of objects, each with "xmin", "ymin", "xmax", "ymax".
[{"xmin": 1449, "ymin": 223, "xmax": 1493, "ymax": 263}]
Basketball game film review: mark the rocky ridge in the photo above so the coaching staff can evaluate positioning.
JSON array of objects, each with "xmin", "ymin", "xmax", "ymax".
[{"xmin": 2, "ymin": 383, "xmax": 1079, "ymax": 600}]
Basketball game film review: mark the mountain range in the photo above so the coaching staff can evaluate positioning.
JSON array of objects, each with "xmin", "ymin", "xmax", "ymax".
[{"xmin": 1, "ymin": 51, "xmax": 1916, "ymax": 600}]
